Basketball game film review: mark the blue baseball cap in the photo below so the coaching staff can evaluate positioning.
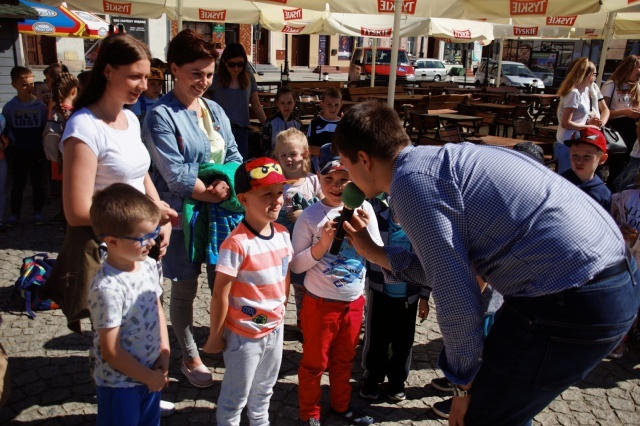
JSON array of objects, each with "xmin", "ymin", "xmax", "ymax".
[{"xmin": 318, "ymin": 143, "xmax": 347, "ymax": 175}]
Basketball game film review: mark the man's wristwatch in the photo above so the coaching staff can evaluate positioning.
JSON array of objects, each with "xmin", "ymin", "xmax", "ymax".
[{"xmin": 452, "ymin": 384, "xmax": 472, "ymax": 397}]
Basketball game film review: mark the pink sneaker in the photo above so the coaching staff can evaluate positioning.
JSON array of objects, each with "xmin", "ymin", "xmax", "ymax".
[{"xmin": 181, "ymin": 362, "xmax": 214, "ymax": 388}]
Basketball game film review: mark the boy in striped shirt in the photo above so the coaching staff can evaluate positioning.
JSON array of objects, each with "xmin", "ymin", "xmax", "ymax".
[{"xmin": 203, "ymin": 157, "xmax": 293, "ymax": 426}]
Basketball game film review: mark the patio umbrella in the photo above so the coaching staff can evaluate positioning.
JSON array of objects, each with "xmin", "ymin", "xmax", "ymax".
[
  {"xmin": 18, "ymin": 0, "xmax": 86, "ymax": 38},
  {"xmin": 71, "ymin": 10, "xmax": 111, "ymax": 39}
]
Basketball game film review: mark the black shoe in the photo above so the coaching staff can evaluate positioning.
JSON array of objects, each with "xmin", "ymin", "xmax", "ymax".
[
  {"xmin": 359, "ymin": 380, "xmax": 379, "ymax": 400},
  {"xmin": 431, "ymin": 377, "xmax": 453, "ymax": 392},
  {"xmin": 331, "ymin": 407, "xmax": 374, "ymax": 425},
  {"xmin": 299, "ymin": 418, "xmax": 321, "ymax": 426},
  {"xmin": 432, "ymin": 398, "xmax": 452, "ymax": 419}
]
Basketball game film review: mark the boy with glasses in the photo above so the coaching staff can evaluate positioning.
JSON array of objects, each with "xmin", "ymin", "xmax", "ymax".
[{"xmin": 88, "ymin": 183, "xmax": 170, "ymax": 425}]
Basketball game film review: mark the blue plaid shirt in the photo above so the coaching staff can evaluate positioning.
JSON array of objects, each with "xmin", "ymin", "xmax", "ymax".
[{"xmin": 385, "ymin": 144, "xmax": 625, "ymax": 385}]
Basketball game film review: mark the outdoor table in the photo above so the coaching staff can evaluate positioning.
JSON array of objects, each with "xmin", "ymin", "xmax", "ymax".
[
  {"xmin": 258, "ymin": 92, "xmax": 276, "ymax": 100},
  {"xmin": 301, "ymin": 88, "xmax": 327, "ymax": 96},
  {"xmin": 446, "ymin": 87, "xmax": 482, "ymax": 95},
  {"xmin": 476, "ymin": 135, "xmax": 554, "ymax": 152},
  {"xmin": 366, "ymin": 94, "xmax": 428, "ymax": 103}
]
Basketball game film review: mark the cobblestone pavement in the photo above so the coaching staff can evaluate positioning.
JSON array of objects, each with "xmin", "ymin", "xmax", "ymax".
[{"xmin": 1, "ymin": 197, "xmax": 639, "ymax": 425}]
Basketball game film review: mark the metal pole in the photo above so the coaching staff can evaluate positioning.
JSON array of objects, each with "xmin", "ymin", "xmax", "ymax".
[
  {"xmin": 496, "ymin": 38, "xmax": 504, "ymax": 87},
  {"xmin": 387, "ymin": 0, "xmax": 403, "ymax": 106},
  {"xmin": 597, "ymin": 12, "xmax": 616, "ymax": 87},
  {"xmin": 371, "ymin": 38, "xmax": 377, "ymax": 88},
  {"xmin": 177, "ymin": 0, "xmax": 183, "ymax": 32},
  {"xmin": 419, "ymin": 36, "xmax": 425, "ymax": 58},
  {"xmin": 284, "ymin": 34, "xmax": 290, "ymax": 76}
]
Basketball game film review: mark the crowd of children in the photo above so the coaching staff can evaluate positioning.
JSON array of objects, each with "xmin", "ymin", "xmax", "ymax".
[{"xmin": 4, "ymin": 57, "xmax": 640, "ymax": 426}]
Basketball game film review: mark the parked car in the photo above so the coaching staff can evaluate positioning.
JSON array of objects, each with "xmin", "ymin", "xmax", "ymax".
[
  {"xmin": 475, "ymin": 60, "xmax": 545, "ymax": 89},
  {"xmin": 412, "ymin": 58, "xmax": 447, "ymax": 82},
  {"xmin": 349, "ymin": 47, "xmax": 415, "ymax": 84}
]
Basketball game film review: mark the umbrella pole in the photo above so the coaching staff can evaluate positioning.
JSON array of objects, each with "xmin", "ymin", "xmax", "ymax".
[
  {"xmin": 387, "ymin": 0, "xmax": 403, "ymax": 106},
  {"xmin": 597, "ymin": 12, "xmax": 616, "ymax": 87},
  {"xmin": 371, "ymin": 38, "xmax": 377, "ymax": 88},
  {"xmin": 496, "ymin": 38, "xmax": 504, "ymax": 87},
  {"xmin": 177, "ymin": 0, "xmax": 183, "ymax": 32}
]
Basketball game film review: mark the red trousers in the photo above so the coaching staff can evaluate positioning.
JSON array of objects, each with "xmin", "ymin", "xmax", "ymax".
[{"xmin": 298, "ymin": 293, "xmax": 365, "ymax": 420}]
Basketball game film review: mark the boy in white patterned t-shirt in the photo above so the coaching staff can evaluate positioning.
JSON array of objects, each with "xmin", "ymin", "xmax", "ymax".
[{"xmin": 88, "ymin": 183, "xmax": 169, "ymax": 426}]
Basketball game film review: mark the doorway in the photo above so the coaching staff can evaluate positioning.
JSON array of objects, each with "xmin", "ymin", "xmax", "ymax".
[
  {"xmin": 257, "ymin": 28, "xmax": 269, "ymax": 64},
  {"xmin": 23, "ymin": 35, "xmax": 57, "ymax": 67},
  {"xmin": 291, "ymin": 35, "xmax": 310, "ymax": 67},
  {"xmin": 318, "ymin": 35, "xmax": 329, "ymax": 66}
]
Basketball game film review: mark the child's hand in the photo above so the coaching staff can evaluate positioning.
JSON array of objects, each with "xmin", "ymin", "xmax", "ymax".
[
  {"xmin": 418, "ymin": 299, "xmax": 429, "ymax": 323},
  {"xmin": 286, "ymin": 209, "xmax": 302, "ymax": 223},
  {"xmin": 319, "ymin": 219, "xmax": 334, "ymax": 247},
  {"xmin": 203, "ymin": 335, "xmax": 226, "ymax": 354},
  {"xmin": 620, "ymin": 224, "xmax": 639, "ymax": 246},
  {"xmin": 586, "ymin": 116, "xmax": 602, "ymax": 128},
  {"xmin": 153, "ymin": 352, "xmax": 170, "ymax": 376},
  {"xmin": 145, "ymin": 368, "xmax": 168, "ymax": 392}
]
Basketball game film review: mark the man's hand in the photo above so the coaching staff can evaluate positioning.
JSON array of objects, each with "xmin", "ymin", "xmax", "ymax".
[{"xmin": 449, "ymin": 395, "xmax": 472, "ymax": 426}]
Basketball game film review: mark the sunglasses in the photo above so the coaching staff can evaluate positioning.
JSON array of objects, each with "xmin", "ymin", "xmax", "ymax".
[
  {"xmin": 106, "ymin": 226, "xmax": 161, "ymax": 247},
  {"xmin": 226, "ymin": 61, "xmax": 245, "ymax": 69}
]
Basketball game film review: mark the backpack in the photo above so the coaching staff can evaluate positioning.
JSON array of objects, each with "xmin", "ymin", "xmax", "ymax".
[
  {"xmin": 14, "ymin": 253, "xmax": 59, "ymax": 319},
  {"xmin": 42, "ymin": 112, "xmax": 65, "ymax": 163}
]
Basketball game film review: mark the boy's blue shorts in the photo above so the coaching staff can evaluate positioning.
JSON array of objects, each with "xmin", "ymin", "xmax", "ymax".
[{"xmin": 96, "ymin": 385, "xmax": 161, "ymax": 426}]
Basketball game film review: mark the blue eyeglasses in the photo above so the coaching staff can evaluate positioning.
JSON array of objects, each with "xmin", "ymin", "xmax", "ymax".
[{"xmin": 112, "ymin": 226, "xmax": 161, "ymax": 246}]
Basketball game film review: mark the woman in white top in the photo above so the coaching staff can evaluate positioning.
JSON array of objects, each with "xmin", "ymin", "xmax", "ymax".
[
  {"xmin": 42, "ymin": 34, "xmax": 176, "ymax": 334},
  {"xmin": 555, "ymin": 58, "xmax": 601, "ymax": 174},
  {"xmin": 602, "ymin": 55, "xmax": 640, "ymax": 185}
]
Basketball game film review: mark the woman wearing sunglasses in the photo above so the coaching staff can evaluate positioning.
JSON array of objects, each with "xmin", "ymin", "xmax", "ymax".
[{"xmin": 208, "ymin": 42, "xmax": 266, "ymax": 159}]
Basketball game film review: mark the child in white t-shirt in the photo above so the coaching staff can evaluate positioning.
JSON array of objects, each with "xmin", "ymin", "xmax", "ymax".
[
  {"xmin": 291, "ymin": 144, "xmax": 382, "ymax": 426},
  {"xmin": 88, "ymin": 183, "xmax": 169, "ymax": 425}
]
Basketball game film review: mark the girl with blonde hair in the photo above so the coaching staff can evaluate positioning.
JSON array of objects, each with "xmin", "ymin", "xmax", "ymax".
[
  {"xmin": 555, "ymin": 58, "xmax": 601, "ymax": 173},
  {"xmin": 273, "ymin": 128, "xmax": 323, "ymax": 330}
]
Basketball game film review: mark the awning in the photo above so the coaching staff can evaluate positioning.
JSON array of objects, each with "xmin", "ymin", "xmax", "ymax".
[
  {"xmin": 71, "ymin": 10, "xmax": 111, "ymax": 39},
  {"xmin": 18, "ymin": 0, "xmax": 86, "ymax": 37}
]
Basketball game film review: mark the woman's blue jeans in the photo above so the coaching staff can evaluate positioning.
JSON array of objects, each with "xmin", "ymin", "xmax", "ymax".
[{"xmin": 465, "ymin": 256, "xmax": 640, "ymax": 426}]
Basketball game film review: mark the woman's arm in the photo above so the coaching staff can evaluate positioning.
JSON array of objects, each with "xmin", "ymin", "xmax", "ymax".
[
  {"xmin": 561, "ymin": 108, "xmax": 600, "ymax": 131},
  {"xmin": 250, "ymin": 91, "xmax": 267, "ymax": 126},
  {"xmin": 62, "ymin": 138, "xmax": 97, "ymax": 227},
  {"xmin": 598, "ymin": 99, "xmax": 610, "ymax": 126}
]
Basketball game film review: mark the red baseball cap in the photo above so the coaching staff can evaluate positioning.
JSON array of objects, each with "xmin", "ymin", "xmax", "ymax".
[{"xmin": 565, "ymin": 128, "xmax": 607, "ymax": 153}]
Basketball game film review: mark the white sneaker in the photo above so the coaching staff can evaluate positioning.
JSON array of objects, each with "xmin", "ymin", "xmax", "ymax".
[{"xmin": 160, "ymin": 400, "xmax": 175, "ymax": 416}]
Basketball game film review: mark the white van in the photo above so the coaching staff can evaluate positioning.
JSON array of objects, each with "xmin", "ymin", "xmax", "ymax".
[{"xmin": 475, "ymin": 60, "xmax": 545, "ymax": 89}]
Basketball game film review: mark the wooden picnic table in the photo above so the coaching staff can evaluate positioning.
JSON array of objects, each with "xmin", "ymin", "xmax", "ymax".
[
  {"xmin": 477, "ymin": 135, "xmax": 554, "ymax": 151},
  {"xmin": 258, "ymin": 92, "xmax": 276, "ymax": 100},
  {"xmin": 366, "ymin": 94, "xmax": 428, "ymax": 103},
  {"xmin": 446, "ymin": 87, "xmax": 483, "ymax": 95},
  {"xmin": 469, "ymin": 102, "xmax": 516, "ymax": 112}
]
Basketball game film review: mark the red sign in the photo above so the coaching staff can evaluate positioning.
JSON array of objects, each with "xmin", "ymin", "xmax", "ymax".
[
  {"xmin": 103, "ymin": 0, "xmax": 131, "ymax": 15},
  {"xmin": 546, "ymin": 16, "xmax": 577, "ymax": 26},
  {"xmin": 282, "ymin": 25, "xmax": 304, "ymax": 34},
  {"xmin": 513, "ymin": 26, "xmax": 539, "ymax": 36},
  {"xmin": 199, "ymin": 9, "xmax": 226, "ymax": 21},
  {"xmin": 452, "ymin": 29, "xmax": 472, "ymax": 39},
  {"xmin": 378, "ymin": 0, "xmax": 417, "ymax": 15},
  {"xmin": 361, "ymin": 27, "xmax": 393, "ymax": 37},
  {"xmin": 283, "ymin": 8, "xmax": 302, "ymax": 20},
  {"xmin": 510, "ymin": 0, "xmax": 548, "ymax": 16}
]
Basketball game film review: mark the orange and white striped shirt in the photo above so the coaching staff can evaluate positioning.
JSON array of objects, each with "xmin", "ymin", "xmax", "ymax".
[{"xmin": 216, "ymin": 221, "xmax": 293, "ymax": 338}]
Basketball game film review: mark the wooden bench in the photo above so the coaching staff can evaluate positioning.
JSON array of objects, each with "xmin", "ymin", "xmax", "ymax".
[
  {"xmin": 428, "ymin": 94, "xmax": 470, "ymax": 111},
  {"xmin": 345, "ymin": 85, "xmax": 405, "ymax": 101}
]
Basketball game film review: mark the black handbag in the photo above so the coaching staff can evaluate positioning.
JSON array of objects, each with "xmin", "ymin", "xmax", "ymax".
[
  {"xmin": 601, "ymin": 126, "xmax": 627, "ymax": 154},
  {"xmin": 589, "ymin": 86, "xmax": 627, "ymax": 154}
]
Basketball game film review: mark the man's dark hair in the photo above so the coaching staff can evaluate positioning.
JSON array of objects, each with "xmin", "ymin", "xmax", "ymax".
[{"xmin": 332, "ymin": 100, "xmax": 410, "ymax": 163}]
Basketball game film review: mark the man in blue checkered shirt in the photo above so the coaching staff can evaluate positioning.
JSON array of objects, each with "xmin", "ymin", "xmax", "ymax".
[{"xmin": 333, "ymin": 100, "xmax": 640, "ymax": 426}]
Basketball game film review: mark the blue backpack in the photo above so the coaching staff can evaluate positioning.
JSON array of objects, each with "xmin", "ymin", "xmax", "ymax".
[{"xmin": 14, "ymin": 253, "xmax": 58, "ymax": 319}]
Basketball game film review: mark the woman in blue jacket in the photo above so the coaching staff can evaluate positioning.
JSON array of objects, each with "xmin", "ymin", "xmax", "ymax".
[{"xmin": 143, "ymin": 29, "xmax": 242, "ymax": 389}]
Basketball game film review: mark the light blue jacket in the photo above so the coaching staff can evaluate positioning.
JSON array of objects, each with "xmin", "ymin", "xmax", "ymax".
[{"xmin": 142, "ymin": 91, "xmax": 243, "ymax": 212}]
